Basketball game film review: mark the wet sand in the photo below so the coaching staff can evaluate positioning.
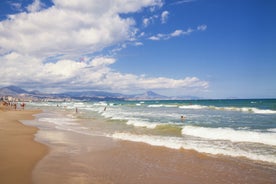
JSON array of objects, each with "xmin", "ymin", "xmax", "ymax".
[
  {"xmin": 0, "ymin": 107, "xmax": 48, "ymax": 184},
  {"xmin": 31, "ymin": 124, "xmax": 276, "ymax": 184}
]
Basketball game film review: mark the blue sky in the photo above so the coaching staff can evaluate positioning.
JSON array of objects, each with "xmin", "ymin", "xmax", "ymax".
[{"xmin": 0, "ymin": 0, "xmax": 275, "ymax": 98}]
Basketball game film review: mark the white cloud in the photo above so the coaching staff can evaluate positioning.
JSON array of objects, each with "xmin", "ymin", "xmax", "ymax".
[
  {"xmin": 143, "ymin": 18, "xmax": 151, "ymax": 27},
  {"xmin": 90, "ymin": 57, "xmax": 116, "ymax": 67},
  {"xmin": 197, "ymin": 24, "xmax": 207, "ymax": 31},
  {"xmin": 149, "ymin": 25, "xmax": 206, "ymax": 41},
  {"xmin": 134, "ymin": 42, "xmax": 143, "ymax": 46},
  {"xmin": 0, "ymin": 52, "xmax": 208, "ymax": 93},
  {"xmin": 0, "ymin": 0, "xmax": 162, "ymax": 58},
  {"xmin": 0, "ymin": 0, "xmax": 209, "ymax": 95},
  {"xmin": 27, "ymin": 0, "xmax": 45, "ymax": 12},
  {"xmin": 171, "ymin": 0, "xmax": 196, "ymax": 5},
  {"xmin": 171, "ymin": 29, "xmax": 184, "ymax": 37},
  {"xmin": 149, "ymin": 27, "xmax": 195, "ymax": 40},
  {"xmin": 9, "ymin": 2, "xmax": 23, "ymax": 11},
  {"xmin": 142, "ymin": 14, "xmax": 159, "ymax": 27},
  {"xmin": 149, "ymin": 35, "xmax": 161, "ymax": 41},
  {"xmin": 161, "ymin": 11, "xmax": 169, "ymax": 24}
]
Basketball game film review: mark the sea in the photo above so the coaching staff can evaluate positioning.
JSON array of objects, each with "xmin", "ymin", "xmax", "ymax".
[{"xmin": 28, "ymin": 99, "xmax": 276, "ymax": 165}]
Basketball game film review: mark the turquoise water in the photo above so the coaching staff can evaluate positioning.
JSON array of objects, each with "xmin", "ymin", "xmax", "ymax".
[{"xmin": 29, "ymin": 99, "xmax": 276, "ymax": 164}]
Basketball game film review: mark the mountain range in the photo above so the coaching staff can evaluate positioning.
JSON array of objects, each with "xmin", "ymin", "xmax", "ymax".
[{"xmin": 0, "ymin": 86, "xmax": 200, "ymax": 101}]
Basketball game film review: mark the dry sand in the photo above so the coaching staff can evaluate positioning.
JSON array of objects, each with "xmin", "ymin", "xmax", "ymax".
[{"xmin": 0, "ymin": 106, "xmax": 48, "ymax": 184}]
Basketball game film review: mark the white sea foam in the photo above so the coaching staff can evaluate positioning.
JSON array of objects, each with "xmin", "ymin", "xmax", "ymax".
[
  {"xmin": 178, "ymin": 104, "xmax": 276, "ymax": 114},
  {"xmin": 111, "ymin": 133, "xmax": 276, "ymax": 164},
  {"xmin": 148, "ymin": 104, "xmax": 181, "ymax": 108},
  {"xmin": 39, "ymin": 117, "xmax": 77, "ymax": 125},
  {"xmin": 268, "ymin": 128, "xmax": 276, "ymax": 133},
  {"xmin": 148, "ymin": 104, "xmax": 164, "ymax": 108},
  {"xmin": 220, "ymin": 107, "xmax": 276, "ymax": 114},
  {"xmin": 164, "ymin": 104, "xmax": 178, "ymax": 108},
  {"xmin": 182, "ymin": 126, "xmax": 276, "ymax": 146},
  {"xmin": 126, "ymin": 119, "xmax": 159, "ymax": 129},
  {"xmin": 179, "ymin": 105, "xmax": 207, "ymax": 109},
  {"xmin": 112, "ymin": 133, "xmax": 183, "ymax": 149},
  {"xmin": 93, "ymin": 102, "xmax": 108, "ymax": 106},
  {"xmin": 38, "ymin": 115, "xmax": 96, "ymax": 137},
  {"xmin": 248, "ymin": 108, "xmax": 276, "ymax": 114}
]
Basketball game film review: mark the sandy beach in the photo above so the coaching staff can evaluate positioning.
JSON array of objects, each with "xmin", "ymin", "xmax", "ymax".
[
  {"xmin": 1, "ymin": 105, "xmax": 276, "ymax": 184},
  {"xmin": 29, "ymin": 109, "xmax": 276, "ymax": 184},
  {"xmin": 0, "ymin": 106, "xmax": 48, "ymax": 184},
  {"xmin": 31, "ymin": 133, "xmax": 276, "ymax": 184}
]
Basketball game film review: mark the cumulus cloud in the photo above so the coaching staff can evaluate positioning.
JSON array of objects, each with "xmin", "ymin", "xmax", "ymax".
[
  {"xmin": 90, "ymin": 57, "xmax": 116, "ymax": 67},
  {"xmin": 27, "ymin": 0, "xmax": 45, "ymax": 12},
  {"xmin": 0, "ymin": 0, "xmax": 162, "ymax": 57},
  {"xmin": 0, "ymin": 52, "xmax": 208, "ymax": 93},
  {"xmin": 0, "ymin": 0, "xmax": 209, "ymax": 94}
]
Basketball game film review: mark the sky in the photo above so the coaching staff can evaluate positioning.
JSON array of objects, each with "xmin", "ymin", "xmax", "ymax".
[{"xmin": 0, "ymin": 0, "xmax": 275, "ymax": 99}]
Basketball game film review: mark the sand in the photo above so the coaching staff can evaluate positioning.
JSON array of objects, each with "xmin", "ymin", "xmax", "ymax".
[
  {"xmin": 31, "ymin": 122, "xmax": 276, "ymax": 184},
  {"xmin": 0, "ymin": 107, "xmax": 48, "ymax": 184},
  {"xmin": 1, "ymin": 105, "xmax": 275, "ymax": 184}
]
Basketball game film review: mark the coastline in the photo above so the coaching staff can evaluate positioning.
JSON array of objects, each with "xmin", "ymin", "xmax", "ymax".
[
  {"xmin": 1, "ymin": 104, "xmax": 275, "ymax": 184},
  {"xmin": 32, "ymin": 128, "xmax": 276, "ymax": 184},
  {"xmin": 0, "ymin": 107, "xmax": 48, "ymax": 184},
  {"xmin": 30, "ymin": 110, "xmax": 276, "ymax": 184}
]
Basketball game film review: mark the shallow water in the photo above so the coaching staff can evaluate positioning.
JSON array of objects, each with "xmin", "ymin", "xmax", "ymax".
[
  {"xmin": 22, "ymin": 108, "xmax": 276, "ymax": 184},
  {"xmin": 28, "ymin": 99, "xmax": 276, "ymax": 164}
]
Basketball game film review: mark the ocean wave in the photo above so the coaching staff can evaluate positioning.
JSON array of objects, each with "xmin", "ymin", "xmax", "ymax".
[
  {"xmin": 112, "ymin": 133, "xmax": 183, "ymax": 149},
  {"xmin": 181, "ymin": 126, "xmax": 276, "ymax": 146},
  {"xmin": 178, "ymin": 104, "xmax": 276, "ymax": 114},
  {"xmin": 111, "ymin": 133, "xmax": 276, "ymax": 164},
  {"xmin": 39, "ymin": 117, "xmax": 77, "ymax": 126},
  {"xmin": 268, "ymin": 128, "xmax": 276, "ymax": 133},
  {"xmin": 246, "ymin": 108, "xmax": 276, "ymax": 114},
  {"xmin": 179, "ymin": 105, "xmax": 207, "ymax": 109},
  {"xmin": 221, "ymin": 107, "xmax": 276, "ymax": 114},
  {"xmin": 147, "ymin": 104, "xmax": 178, "ymax": 108},
  {"xmin": 148, "ymin": 104, "xmax": 164, "ymax": 108},
  {"xmin": 126, "ymin": 119, "xmax": 159, "ymax": 129}
]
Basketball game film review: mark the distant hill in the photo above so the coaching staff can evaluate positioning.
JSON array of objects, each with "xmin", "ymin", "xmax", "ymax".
[
  {"xmin": 0, "ymin": 86, "xmax": 199, "ymax": 101},
  {"xmin": 128, "ymin": 91, "xmax": 169, "ymax": 100},
  {"xmin": 0, "ymin": 85, "xmax": 29, "ymax": 96},
  {"xmin": 61, "ymin": 91, "xmax": 125, "ymax": 99}
]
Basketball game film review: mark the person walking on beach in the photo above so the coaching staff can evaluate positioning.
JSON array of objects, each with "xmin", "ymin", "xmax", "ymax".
[{"xmin": 21, "ymin": 102, "xmax": 25, "ymax": 110}]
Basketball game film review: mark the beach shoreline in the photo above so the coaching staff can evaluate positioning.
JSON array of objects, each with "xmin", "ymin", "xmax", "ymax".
[
  {"xmin": 29, "ymin": 109, "xmax": 276, "ymax": 184},
  {"xmin": 31, "ymin": 128, "xmax": 276, "ymax": 184},
  {"xmin": 1, "ymin": 104, "xmax": 276, "ymax": 184},
  {"xmin": 0, "ymin": 106, "xmax": 48, "ymax": 184}
]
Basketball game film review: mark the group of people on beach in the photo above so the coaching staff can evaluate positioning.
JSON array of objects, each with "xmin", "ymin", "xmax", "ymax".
[{"xmin": 1, "ymin": 101, "xmax": 25, "ymax": 110}]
